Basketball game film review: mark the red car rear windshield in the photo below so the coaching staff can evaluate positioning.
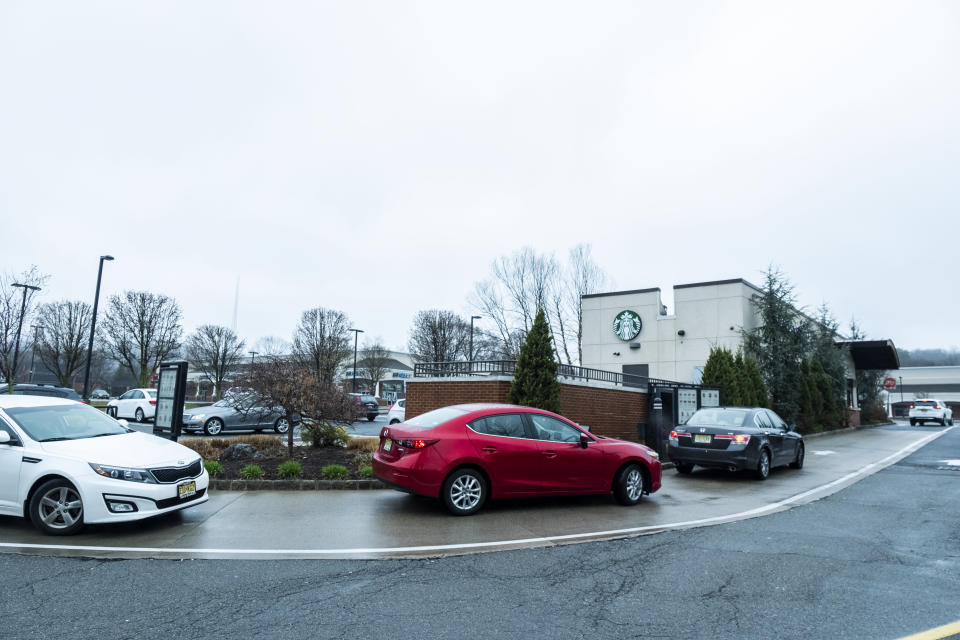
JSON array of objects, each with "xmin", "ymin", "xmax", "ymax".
[{"xmin": 405, "ymin": 407, "xmax": 467, "ymax": 429}]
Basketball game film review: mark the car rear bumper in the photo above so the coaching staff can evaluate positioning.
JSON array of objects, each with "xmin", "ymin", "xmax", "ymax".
[
  {"xmin": 666, "ymin": 444, "xmax": 757, "ymax": 470},
  {"xmin": 372, "ymin": 452, "xmax": 442, "ymax": 498}
]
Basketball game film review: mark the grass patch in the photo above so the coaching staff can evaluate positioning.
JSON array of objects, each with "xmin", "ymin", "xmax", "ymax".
[
  {"xmin": 204, "ymin": 460, "xmax": 223, "ymax": 477},
  {"xmin": 346, "ymin": 438, "xmax": 378, "ymax": 453},
  {"xmin": 277, "ymin": 460, "xmax": 303, "ymax": 479},
  {"xmin": 241, "ymin": 464, "xmax": 264, "ymax": 479}
]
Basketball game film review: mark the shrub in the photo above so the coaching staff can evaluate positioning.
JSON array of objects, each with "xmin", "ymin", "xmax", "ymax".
[
  {"xmin": 203, "ymin": 460, "xmax": 223, "ymax": 477},
  {"xmin": 241, "ymin": 464, "xmax": 264, "ymax": 479},
  {"xmin": 277, "ymin": 460, "xmax": 303, "ymax": 479},
  {"xmin": 321, "ymin": 464, "xmax": 350, "ymax": 480},
  {"xmin": 301, "ymin": 422, "xmax": 349, "ymax": 448},
  {"xmin": 359, "ymin": 465, "xmax": 374, "ymax": 479},
  {"xmin": 182, "ymin": 435, "xmax": 284, "ymax": 461},
  {"xmin": 352, "ymin": 451, "xmax": 373, "ymax": 467},
  {"xmin": 346, "ymin": 438, "xmax": 379, "ymax": 453}
]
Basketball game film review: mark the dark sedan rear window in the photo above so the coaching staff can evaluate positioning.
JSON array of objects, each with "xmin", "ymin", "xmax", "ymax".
[
  {"xmin": 360, "ymin": 395, "xmax": 377, "ymax": 403},
  {"xmin": 687, "ymin": 408, "xmax": 751, "ymax": 427}
]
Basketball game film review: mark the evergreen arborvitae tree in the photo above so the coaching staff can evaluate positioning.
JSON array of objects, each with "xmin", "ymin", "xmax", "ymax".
[
  {"xmin": 508, "ymin": 309, "xmax": 561, "ymax": 412},
  {"xmin": 743, "ymin": 355, "xmax": 769, "ymax": 408},
  {"xmin": 810, "ymin": 358, "xmax": 837, "ymax": 425},
  {"xmin": 734, "ymin": 351, "xmax": 753, "ymax": 406},
  {"xmin": 702, "ymin": 347, "xmax": 743, "ymax": 406}
]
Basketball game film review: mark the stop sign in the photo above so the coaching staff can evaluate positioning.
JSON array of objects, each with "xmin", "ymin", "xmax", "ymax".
[{"xmin": 883, "ymin": 377, "xmax": 897, "ymax": 389}]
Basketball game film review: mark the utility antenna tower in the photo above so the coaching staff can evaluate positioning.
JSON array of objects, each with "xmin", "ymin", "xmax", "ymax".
[{"xmin": 232, "ymin": 277, "xmax": 240, "ymax": 333}]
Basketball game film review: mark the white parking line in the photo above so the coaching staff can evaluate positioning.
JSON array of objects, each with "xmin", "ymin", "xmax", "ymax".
[{"xmin": 0, "ymin": 428, "xmax": 951, "ymax": 558}]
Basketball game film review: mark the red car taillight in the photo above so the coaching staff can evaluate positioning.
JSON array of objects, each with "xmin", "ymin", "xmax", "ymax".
[
  {"xmin": 149, "ymin": 400, "xmax": 157, "ymax": 405},
  {"xmin": 400, "ymin": 439, "xmax": 437, "ymax": 449}
]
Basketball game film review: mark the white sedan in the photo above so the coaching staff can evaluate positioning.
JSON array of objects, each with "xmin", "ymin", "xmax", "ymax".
[
  {"xmin": 387, "ymin": 399, "xmax": 406, "ymax": 424},
  {"xmin": 0, "ymin": 395, "xmax": 209, "ymax": 535},
  {"xmin": 106, "ymin": 388, "xmax": 158, "ymax": 423}
]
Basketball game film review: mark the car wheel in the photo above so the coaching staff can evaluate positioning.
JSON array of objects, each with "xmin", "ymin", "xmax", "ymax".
[
  {"xmin": 441, "ymin": 468, "xmax": 487, "ymax": 516},
  {"xmin": 29, "ymin": 479, "xmax": 85, "ymax": 536},
  {"xmin": 204, "ymin": 418, "xmax": 224, "ymax": 436},
  {"xmin": 274, "ymin": 418, "xmax": 289, "ymax": 434},
  {"xmin": 675, "ymin": 463, "xmax": 694, "ymax": 475},
  {"xmin": 910, "ymin": 419, "xmax": 916, "ymax": 426},
  {"xmin": 134, "ymin": 407, "xmax": 144, "ymax": 423},
  {"xmin": 941, "ymin": 418, "xmax": 948, "ymax": 426},
  {"xmin": 367, "ymin": 415, "xmax": 376, "ymax": 422},
  {"xmin": 790, "ymin": 442, "xmax": 805, "ymax": 469},
  {"xmin": 106, "ymin": 406, "xmax": 117, "ymax": 418},
  {"xmin": 389, "ymin": 419, "xmax": 400, "ymax": 425},
  {"xmin": 614, "ymin": 464, "xmax": 645, "ymax": 505},
  {"xmin": 755, "ymin": 448, "xmax": 771, "ymax": 480}
]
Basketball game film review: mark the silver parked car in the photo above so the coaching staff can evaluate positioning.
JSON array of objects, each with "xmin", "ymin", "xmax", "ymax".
[{"xmin": 182, "ymin": 396, "xmax": 289, "ymax": 436}]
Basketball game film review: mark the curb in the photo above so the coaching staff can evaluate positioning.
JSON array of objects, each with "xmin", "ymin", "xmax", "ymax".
[{"xmin": 210, "ymin": 479, "xmax": 389, "ymax": 491}]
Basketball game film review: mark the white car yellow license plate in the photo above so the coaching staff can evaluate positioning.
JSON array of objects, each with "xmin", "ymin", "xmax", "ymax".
[
  {"xmin": 383, "ymin": 438, "xmax": 393, "ymax": 452},
  {"xmin": 694, "ymin": 434, "xmax": 711, "ymax": 444},
  {"xmin": 178, "ymin": 481, "xmax": 197, "ymax": 499}
]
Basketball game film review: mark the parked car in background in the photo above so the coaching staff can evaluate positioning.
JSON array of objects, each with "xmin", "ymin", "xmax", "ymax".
[
  {"xmin": 0, "ymin": 384, "xmax": 83, "ymax": 402},
  {"xmin": 667, "ymin": 407, "xmax": 804, "ymax": 480},
  {"xmin": 0, "ymin": 394, "xmax": 209, "ymax": 535},
  {"xmin": 349, "ymin": 393, "xmax": 380, "ymax": 421},
  {"xmin": 909, "ymin": 399, "xmax": 953, "ymax": 426},
  {"xmin": 387, "ymin": 399, "xmax": 406, "ymax": 424},
  {"xmin": 374, "ymin": 403, "xmax": 662, "ymax": 515},
  {"xmin": 182, "ymin": 395, "xmax": 289, "ymax": 436},
  {"xmin": 89, "ymin": 389, "xmax": 110, "ymax": 401},
  {"xmin": 105, "ymin": 388, "xmax": 157, "ymax": 423}
]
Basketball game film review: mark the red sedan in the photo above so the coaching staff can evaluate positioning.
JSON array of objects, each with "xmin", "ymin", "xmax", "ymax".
[{"xmin": 373, "ymin": 403, "xmax": 662, "ymax": 515}]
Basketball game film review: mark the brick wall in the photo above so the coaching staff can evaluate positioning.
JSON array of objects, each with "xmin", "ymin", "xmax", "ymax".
[{"xmin": 406, "ymin": 377, "xmax": 648, "ymax": 443}]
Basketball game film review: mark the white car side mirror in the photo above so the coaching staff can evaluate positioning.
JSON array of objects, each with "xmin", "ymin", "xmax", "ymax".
[{"xmin": 0, "ymin": 431, "xmax": 10, "ymax": 444}]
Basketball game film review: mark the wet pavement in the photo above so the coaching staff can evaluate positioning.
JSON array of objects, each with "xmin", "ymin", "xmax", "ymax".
[{"xmin": 0, "ymin": 424, "xmax": 950, "ymax": 560}]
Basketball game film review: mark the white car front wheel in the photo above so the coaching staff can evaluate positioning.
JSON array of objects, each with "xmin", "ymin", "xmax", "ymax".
[{"xmin": 29, "ymin": 479, "xmax": 85, "ymax": 536}]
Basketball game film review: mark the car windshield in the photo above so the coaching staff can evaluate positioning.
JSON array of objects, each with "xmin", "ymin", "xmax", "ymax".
[
  {"xmin": 146, "ymin": 390, "xmax": 157, "ymax": 398},
  {"xmin": 404, "ymin": 407, "xmax": 467, "ymax": 429},
  {"xmin": 5, "ymin": 403, "xmax": 130, "ymax": 441},
  {"xmin": 687, "ymin": 408, "xmax": 751, "ymax": 427}
]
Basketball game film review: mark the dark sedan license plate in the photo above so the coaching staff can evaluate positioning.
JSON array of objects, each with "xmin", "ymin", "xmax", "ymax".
[
  {"xmin": 694, "ymin": 434, "xmax": 711, "ymax": 444},
  {"xmin": 178, "ymin": 481, "xmax": 197, "ymax": 499}
]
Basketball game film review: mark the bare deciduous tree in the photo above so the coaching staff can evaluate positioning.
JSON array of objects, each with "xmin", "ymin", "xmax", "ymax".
[
  {"xmin": 1, "ymin": 266, "xmax": 48, "ymax": 388},
  {"xmin": 292, "ymin": 307, "xmax": 352, "ymax": 385},
  {"xmin": 471, "ymin": 245, "xmax": 609, "ymax": 365},
  {"xmin": 36, "ymin": 300, "xmax": 92, "ymax": 387},
  {"xmin": 184, "ymin": 325, "xmax": 246, "ymax": 399},
  {"xmin": 253, "ymin": 335, "xmax": 291, "ymax": 357},
  {"xmin": 359, "ymin": 339, "xmax": 392, "ymax": 395},
  {"xmin": 407, "ymin": 310, "xmax": 471, "ymax": 362},
  {"xmin": 237, "ymin": 357, "xmax": 354, "ymax": 456},
  {"xmin": 100, "ymin": 291, "xmax": 183, "ymax": 388}
]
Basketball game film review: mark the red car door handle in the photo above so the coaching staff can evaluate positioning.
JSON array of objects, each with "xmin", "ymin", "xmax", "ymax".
[
  {"xmin": 542, "ymin": 450, "xmax": 558, "ymax": 459},
  {"xmin": 481, "ymin": 447, "xmax": 497, "ymax": 453}
]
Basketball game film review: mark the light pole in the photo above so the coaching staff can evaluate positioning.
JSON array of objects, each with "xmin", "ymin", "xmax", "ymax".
[
  {"xmin": 10, "ymin": 283, "xmax": 41, "ymax": 391},
  {"xmin": 29, "ymin": 325, "xmax": 40, "ymax": 383},
  {"xmin": 469, "ymin": 315, "xmax": 481, "ymax": 368},
  {"xmin": 350, "ymin": 328, "xmax": 363, "ymax": 393},
  {"xmin": 899, "ymin": 376, "xmax": 904, "ymax": 404},
  {"xmin": 81, "ymin": 255, "xmax": 113, "ymax": 400},
  {"xmin": 249, "ymin": 351, "xmax": 258, "ymax": 368}
]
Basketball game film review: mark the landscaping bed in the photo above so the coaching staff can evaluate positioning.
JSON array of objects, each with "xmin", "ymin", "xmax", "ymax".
[{"xmin": 180, "ymin": 434, "xmax": 380, "ymax": 483}]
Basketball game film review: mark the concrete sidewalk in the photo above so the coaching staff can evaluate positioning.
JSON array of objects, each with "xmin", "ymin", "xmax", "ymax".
[{"xmin": 0, "ymin": 425, "xmax": 950, "ymax": 560}]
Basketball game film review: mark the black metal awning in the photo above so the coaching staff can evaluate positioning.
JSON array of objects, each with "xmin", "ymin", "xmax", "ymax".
[{"xmin": 835, "ymin": 340, "xmax": 900, "ymax": 370}]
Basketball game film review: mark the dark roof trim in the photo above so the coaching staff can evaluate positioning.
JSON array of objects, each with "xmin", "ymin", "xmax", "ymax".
[
  {"xmin": 674, "ymin": 278, "xmax": 763, "ymax": 293},
  {"xmin": 582, "ymin": 287, "xmax": 661, "ymax": 300},
  {"xmin": 835, "ymin": 340, "xmax": 900, "ymax": 370}
]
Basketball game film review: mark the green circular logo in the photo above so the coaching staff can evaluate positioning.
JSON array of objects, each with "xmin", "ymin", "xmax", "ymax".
[{"xmin": 613, "ymin": 310, "xmax": 642, "ymax": 341}]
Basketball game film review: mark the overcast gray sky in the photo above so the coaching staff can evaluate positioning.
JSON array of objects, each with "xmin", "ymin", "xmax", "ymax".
[{"xmin": 2, "ymin": 1, "xmax": 957, "ymax": 353}]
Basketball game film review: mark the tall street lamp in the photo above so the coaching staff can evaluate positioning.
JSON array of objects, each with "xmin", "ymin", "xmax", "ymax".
[
  {"xmin": 29, "ymin": 325, "xmax": 40, "ymax": 383},
  {"xmin": 350, "ymin": 328, "xmax": 364, "ymax": 393},
  {"xmin": 469, "ymin": 315, "xmax": 481, "ymax": 363},
  {"xmin": 899, "ymin": 376, "xmax": 904, "ymax": 404},
  {"xmin": 10, "ymin": 283, "xmax": 41, "ymax": 391},
  {"xmin": 81, "ymin": 255, "xmax": 114, "ymax": 400}
]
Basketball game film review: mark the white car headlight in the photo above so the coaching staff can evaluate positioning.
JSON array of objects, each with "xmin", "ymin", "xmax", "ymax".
[{"xmin": 89, "ymin": 463, "xmax": 157, "ymax": 484}]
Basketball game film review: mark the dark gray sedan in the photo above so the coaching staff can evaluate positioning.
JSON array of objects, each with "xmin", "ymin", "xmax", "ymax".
[
  {"xmin": 182, "ymin": 398, "xmax": 289, "ymax": 436},
  {"xmin": 666, "ymin": 407, "xmax": 804, "ymax": 480}
]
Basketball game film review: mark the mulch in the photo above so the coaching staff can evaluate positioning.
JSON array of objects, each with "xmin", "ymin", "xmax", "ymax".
[{"xmin": 217, "ymin": 446, "xmax": 372, "ymax": 481}]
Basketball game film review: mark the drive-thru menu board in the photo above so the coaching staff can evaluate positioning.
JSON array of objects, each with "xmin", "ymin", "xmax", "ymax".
[{"xmin": 154, "ymin": 361, "xmax": 188, "ymax": 441}]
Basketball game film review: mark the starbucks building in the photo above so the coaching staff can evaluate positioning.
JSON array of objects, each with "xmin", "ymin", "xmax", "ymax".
[{"xmin": 580, "ymin": 278, "xmax": 899, "ymax": 418}]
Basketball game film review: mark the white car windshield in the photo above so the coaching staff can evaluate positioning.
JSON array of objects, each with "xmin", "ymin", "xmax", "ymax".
[{"xmin": 5, "ymin": 403, "xmax": 130, "ymax": 442}]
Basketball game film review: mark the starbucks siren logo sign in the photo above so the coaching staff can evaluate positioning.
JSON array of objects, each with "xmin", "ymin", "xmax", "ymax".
[{"xmin": 613, "ymin": 310, "xmax": 642, "ymax": 341}]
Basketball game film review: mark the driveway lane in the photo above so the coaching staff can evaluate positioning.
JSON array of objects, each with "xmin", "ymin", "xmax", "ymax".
[{"xmin": 0, "ymin": 425, "xmax": 948, "ymax": 559}]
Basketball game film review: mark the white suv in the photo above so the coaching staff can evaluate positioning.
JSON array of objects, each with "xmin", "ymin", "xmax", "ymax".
[{"xmin": 909, "ymin": 399, "xmax": 954, "ymax": 426}]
